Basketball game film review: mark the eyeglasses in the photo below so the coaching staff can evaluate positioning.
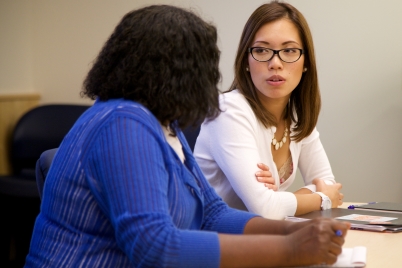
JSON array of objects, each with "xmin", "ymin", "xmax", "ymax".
[{"xmin": 248, "ymin": 47, "xmax": 304, "ymax": 63}]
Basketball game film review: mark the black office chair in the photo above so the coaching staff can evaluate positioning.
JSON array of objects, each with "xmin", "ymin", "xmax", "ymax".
[
  {"xmin": 182, "ymin": 125, "xmax": 201, "ymax": 152},
  {"xmin": 35, "ymin": 148, "xmax": 58, "ymax": 200},
  {"xmin": 0, "ymin": 104, "xmax": 90, "ymax": 267}
]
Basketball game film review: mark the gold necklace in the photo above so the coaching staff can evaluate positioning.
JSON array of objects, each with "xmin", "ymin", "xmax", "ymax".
[{"xmin": 272, "ymin": 127, "xmax": 288, "ymax": 150}]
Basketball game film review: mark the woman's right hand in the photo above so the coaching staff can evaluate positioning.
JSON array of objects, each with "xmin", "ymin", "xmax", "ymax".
[
  {"xmin": 313, "ymin": 178, "xmax": 343, "ymax": 208},
  {"xmin": 285, "ymin": 218, "xmax": 350, "ymax": 266}
]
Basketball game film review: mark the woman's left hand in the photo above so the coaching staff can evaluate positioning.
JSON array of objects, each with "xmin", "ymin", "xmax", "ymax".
[
  {"xmin": 255, "ymin": 163, "xmax": 277, "ymax": 191},
  {"xmin": 313, "ymin": 178, "xmax": 344, "ymax": 208}
]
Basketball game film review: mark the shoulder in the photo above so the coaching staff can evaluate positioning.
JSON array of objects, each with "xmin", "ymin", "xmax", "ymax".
[
  {"xmin": 220, "ymin": 89, "xmax": 248, "ymax": 105},
  {"xmin": 83, "ymin": 98, "xmax": 159, "ymax": 128},
  {"xmin": 219, "ymin": 90, "xmax": 253, "ymax": 114},
  {"xmin": 94, "ymin": 98, "xmax": 154, "ymax": 119},
  {"xmin": 200, "ymin": 90, "xmax": 263, "ymax": 134},
  {"xmin": 298, "ymin": 127, "xmax": 320, "ymax": 144},
  {"xmin": 69, "ymin": 99, "xmax": 163, "ymax": 146}
]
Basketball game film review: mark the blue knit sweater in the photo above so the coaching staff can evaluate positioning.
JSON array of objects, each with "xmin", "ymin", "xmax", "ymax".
[{"xmin": 25, "ymin": 99, "xmax": 256, "ymax": 268}]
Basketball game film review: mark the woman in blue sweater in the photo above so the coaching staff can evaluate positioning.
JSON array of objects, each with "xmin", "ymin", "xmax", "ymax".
[{"xmin": 25, "ymin": 4, "xmax": 349, "ymax": 268}]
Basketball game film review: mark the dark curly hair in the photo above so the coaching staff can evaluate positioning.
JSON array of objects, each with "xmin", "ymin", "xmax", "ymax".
[{"xmin": 82, "ymin": 5, "xmax": 221, "ymax": 132}]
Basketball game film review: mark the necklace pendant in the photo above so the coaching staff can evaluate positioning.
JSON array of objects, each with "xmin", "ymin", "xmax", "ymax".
[
  {"xmin": 275, "ymin": 142, "xmax": 279, "ymax": 150},
  {"xmin": 272, "ymin": 126, "xmax": 289, "ymax": 151}
]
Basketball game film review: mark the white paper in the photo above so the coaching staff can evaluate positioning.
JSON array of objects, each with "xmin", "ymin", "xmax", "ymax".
[
  {"xmin": 332, "ymin": 247, "xmax": 366, "ymax": 267},
  {"xmin": 294, "ymin": 247, "xmax": 367, "ymax": 267}
]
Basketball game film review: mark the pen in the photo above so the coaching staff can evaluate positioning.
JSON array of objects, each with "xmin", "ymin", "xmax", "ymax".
[{"xmin": 347, "ymin": 202, "xmax": 377, "ymax": 209}]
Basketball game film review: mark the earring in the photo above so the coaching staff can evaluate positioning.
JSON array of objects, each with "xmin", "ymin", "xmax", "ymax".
[
  {"xmin": 303, "ymin": 67, "xmax": 307, "ymax": 72},
  {"xmin": 246, "ymin": 66, "xmax": 250, "ymax": 72}
]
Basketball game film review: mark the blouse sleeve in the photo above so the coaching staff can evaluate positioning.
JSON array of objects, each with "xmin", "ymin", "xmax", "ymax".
[{"xmin": 298, "ymin": 128, "xmax": 336, "ymax": 192}]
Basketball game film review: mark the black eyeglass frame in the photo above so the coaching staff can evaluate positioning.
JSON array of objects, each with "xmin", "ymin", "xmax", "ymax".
[{"xmin": 248, "ymin": 47, "xmax": 304, "ymax": 63}]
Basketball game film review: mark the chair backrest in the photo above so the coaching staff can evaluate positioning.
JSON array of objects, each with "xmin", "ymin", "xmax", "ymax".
[
  {"xmin": 182, "ymin": 125, "xmax": 201, "ymax": 152},
  {"xmin": 35, "ymin": 148, "xmax": 58, "ymax": 199},
  {"xmin": 11, "ymin": 104, "xmax": 90, "ymax": 175}
]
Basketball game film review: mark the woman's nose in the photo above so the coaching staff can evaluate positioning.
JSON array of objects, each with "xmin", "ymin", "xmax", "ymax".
[{"xmin": 268, "ymin": 54, "xmax": 283, "ymax": 70}]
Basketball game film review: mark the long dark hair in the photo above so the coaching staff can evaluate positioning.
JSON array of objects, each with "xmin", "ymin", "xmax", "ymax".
[
  {"xmin": 82, "ymin": 5, "xmax": 221, "ymax": 132},
  {"xmin": 229, "ymin": 0, "xmax": 320, "ymax": 142}
]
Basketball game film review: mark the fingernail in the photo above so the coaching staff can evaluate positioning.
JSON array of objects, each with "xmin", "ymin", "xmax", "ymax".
[{"xmin": 255, "ymin": 172, "xmax": 262, "ymax": 176}]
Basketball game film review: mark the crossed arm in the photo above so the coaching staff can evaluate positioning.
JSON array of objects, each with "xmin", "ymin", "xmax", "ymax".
[{"xmin": 256, "ymin": 163, "xmax": 344, "ymax": 215}]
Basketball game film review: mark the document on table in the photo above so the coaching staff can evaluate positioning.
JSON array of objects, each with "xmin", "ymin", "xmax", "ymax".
[{"xmin": 286, "ymin": 208, "xmax": 402, "ymax": 233}]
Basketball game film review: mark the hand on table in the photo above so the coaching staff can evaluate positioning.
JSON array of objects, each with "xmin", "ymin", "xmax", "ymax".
[{"xmin": 313, "ymin": 178, "xmax": 344, "ymax": 208}]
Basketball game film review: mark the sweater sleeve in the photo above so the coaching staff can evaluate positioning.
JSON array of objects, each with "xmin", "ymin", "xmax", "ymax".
[
  {"xmin": 86, "ymin": 115, "xmax": 222, "ymax": 268},
  {"xmin": 196, "ymin": 93, "xmax": 297, "ymax": 220}
]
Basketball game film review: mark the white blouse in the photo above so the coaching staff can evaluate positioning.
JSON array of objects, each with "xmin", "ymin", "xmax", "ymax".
[{"xmin": 194, "ymin": 90, "xmax": 335, "ymax": 220}]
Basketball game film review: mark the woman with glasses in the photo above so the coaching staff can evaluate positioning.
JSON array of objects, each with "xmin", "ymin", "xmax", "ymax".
[{"xmin": 194, "ymin": 0, "xmax": 344, "ymax": 220}]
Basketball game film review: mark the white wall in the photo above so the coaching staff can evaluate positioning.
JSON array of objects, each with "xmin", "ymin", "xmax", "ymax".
[
  {"xmin": 1, "ymin": 0, "xmax": 401, "ymax": 202},
  {"xmin": 0, "ymin": 1, "xmax": 33, "ymax": 93}
]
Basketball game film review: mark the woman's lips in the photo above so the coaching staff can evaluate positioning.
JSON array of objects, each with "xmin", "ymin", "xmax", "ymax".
[{"xmin": 266, "ymin": 75, "xmax": 285, "ymax": 86}]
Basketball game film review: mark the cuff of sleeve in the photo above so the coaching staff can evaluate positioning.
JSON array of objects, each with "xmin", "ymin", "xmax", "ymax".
[
  {"xmin": 277, "ymin": 192, "xmax": 297, "ymax": 219},
  {"xmin": 303, "ymin": 180, "xmax": 335, "ymax": 192},
  {"xmin": 303, "ymin": 184, "xmax": 316, "ymax": 192},
  {"xmin": 212, "ymin": 208, "xmax": 258, "ymax": 234},
  {"xmin": 179, "ymin": 230, "xmax": 220, "ymax": 268},
  {"xmin": 257, "ymin": 191, "xmax": 297, "ymax": 220}
]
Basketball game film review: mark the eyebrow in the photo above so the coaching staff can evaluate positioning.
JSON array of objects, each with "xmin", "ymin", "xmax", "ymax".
[{"xmin": 252, "ymin": 40, "xmax": 301, "ymax": 46}]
